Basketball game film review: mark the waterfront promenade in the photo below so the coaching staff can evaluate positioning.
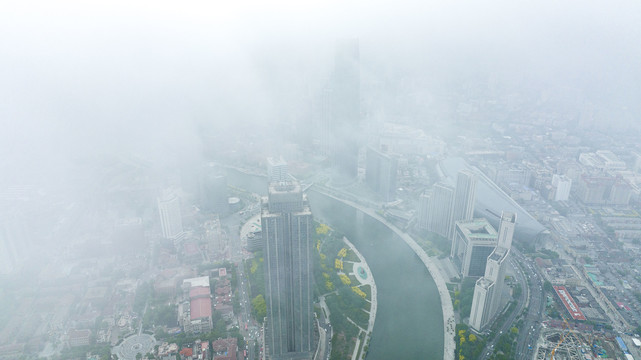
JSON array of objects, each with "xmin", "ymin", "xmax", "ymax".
[
  {"xmin": 312, "ymin": 187, "xmax": 456, "ymax": 360},
  {"xmin": 343, "ymin": 237, "xmax": 378, "ymax": 360}
]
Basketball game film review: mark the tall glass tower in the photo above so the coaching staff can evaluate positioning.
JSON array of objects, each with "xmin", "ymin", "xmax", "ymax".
[
  {"xmin": 262, "ymin": 181, "xmax": 313, "ymax": 360},
  {"xmin": 450, "ymin": 169, "xmax": 477, "ymax": 239}
]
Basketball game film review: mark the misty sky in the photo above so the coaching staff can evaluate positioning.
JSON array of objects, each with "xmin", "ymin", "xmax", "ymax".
[{"xmin": 2, "ymin": 0, "xmax": 640, "ymax": 186}]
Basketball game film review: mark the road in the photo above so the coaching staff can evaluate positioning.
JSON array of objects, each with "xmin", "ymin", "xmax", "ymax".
[
  {"xmin": 317, "ymin": 295, "xmax": 333, "ymax": 360},
  {"xmin": 222, "ymin": 200, "xmax": 262, "ymax": 360},
  {"xmin": 512, "ymin": 251, "xmax": 545, "ymax": 359}
]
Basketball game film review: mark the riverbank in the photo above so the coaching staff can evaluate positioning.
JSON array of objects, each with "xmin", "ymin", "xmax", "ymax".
[
  {"xmin": 343, "ymin": 237, "xmax": 377, "ymax": 360},
  {"xmin": 311, "ymin": 187, "xmax": 456, "ymax": 360}
]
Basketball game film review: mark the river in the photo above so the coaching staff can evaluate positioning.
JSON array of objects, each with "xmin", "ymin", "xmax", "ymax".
[{"xmin": 227, "ymin": 169, "xmax": 444, "ymax": 359}]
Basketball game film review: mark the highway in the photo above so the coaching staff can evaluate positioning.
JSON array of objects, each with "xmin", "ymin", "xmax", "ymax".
[{"xmin": 512, "ymin": 250, "xmax": 545, "ymax": 359}]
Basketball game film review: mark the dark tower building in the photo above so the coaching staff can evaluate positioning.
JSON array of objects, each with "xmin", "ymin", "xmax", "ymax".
[
  {"xmin": 262, "ymin": 181, "xmax": 313, "ymax": 360},
  {"xmin": 199, "ymin": 163, "xmax": 229, "ymax": 214},
  {"xmin": 365, "ymin": 146, "xmax": 398, "ymax": 201},
  {"xmin": 330, "ymin": 39, "xmax": 360, "ymax": 178}
]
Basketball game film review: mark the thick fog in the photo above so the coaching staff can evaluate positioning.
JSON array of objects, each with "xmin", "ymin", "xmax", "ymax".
[
  {"xmin": 2, "ymin": 0, "xmax": 640, "ymax": 184},
  {"xmin": 2, "ymin": 1, "xmax": 641, "ymax": 359}
]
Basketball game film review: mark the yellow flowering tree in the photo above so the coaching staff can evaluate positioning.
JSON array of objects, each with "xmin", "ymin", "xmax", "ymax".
[
  {"xmin": 339, "ymin": 274, "xmax": 351, "ymax": 285},
  {"xmin": 316, "ymin": 223, "xmax": 330, "ymax": 235},
  {"xmin": 325, "ymin": 280, "xmax": 334, "ymax": 291},
  {"xmin": 351, "ymin": 286, "xmax": 366, "ymax": 299}
]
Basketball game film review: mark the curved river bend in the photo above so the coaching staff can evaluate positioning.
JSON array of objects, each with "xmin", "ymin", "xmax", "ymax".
[{"xmin": 227, "ymin": 171, "xmax": 444, "ymax": 359}]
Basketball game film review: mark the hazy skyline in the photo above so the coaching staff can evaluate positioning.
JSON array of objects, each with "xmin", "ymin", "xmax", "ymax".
[{"xmin": 2, "ymin": 0, "xmax": 641, "ymax": 185}]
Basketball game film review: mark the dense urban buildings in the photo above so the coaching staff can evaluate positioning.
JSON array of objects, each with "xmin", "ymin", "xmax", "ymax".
[{"xmin": 261, "ymin": 181, "xmax": 314, "ymax": 360}]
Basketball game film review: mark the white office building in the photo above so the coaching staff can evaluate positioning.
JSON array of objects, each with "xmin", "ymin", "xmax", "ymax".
[{"xmin": 469, "ymin": 212, "xmax": 516, "ymax": 332}]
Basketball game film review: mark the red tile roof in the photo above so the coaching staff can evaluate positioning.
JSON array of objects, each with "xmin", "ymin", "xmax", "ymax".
[{"xmin": 190, "ymin": 297, "xmax": 212, "ymax": 320}]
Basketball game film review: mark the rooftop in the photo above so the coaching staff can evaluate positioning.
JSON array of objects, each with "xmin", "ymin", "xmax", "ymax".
[
  {"xmin": 457, "ymin": 218, "xmax": 498, "ymax": 240},
  {"xmin": 190, "ymin": 286, "xmax": 210, "ymax": 299},
  {"xmin": 184, "ymin": 276, "xmax": 210, "ymax": 288},
  {"xmin": 190, "ymin": 297, "xmax": 212, "ymax": 320}
]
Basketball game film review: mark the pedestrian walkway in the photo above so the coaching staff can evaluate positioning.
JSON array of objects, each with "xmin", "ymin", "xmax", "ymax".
[{"xmin": 343, "ymin": 237, "xmax": 377, "ymax": 360}]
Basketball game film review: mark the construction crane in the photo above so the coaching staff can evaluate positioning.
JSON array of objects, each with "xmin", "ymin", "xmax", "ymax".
[{"xmin": 550, "ymin": 316, "xmax": 572, "ymax": 360}]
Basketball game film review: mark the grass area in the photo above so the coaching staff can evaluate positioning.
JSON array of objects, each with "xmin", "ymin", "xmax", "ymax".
[
  {"xmin": 452, "ymin": 277, "xmax": 476, "ymax": 320},
  {"xmin": 455, "ymin": 324, "xmax": 487, "ymax": 360},
  {"xmin": 349, "ymin": 274, "xmax": 359, "ymax": 284},
  {"xmin": 360, "ymin": 285, "xmax": 372, "ymax": 299},
  {"xmin": 410, "ymin": 228, "xmax": 451, "ymax": 258},
  {"xmin": 315, "ymin": 221, "xmax": 373, "ymax": 360},
  {"xmin": 344, "ymin": 250, "xmax": 360, "ymax": 262}
]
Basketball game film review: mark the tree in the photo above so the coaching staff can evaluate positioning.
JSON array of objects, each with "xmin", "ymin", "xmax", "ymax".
[{"xmin": 252, "ymin": 294, "xmax": 267, "ymax": 320}]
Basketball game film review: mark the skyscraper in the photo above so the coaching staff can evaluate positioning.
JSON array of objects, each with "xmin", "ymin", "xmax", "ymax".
[
  {"xmin": 416, "ymin": 191, "xmax": 432, "ymax": 231},
  {"xmin": 330, "ymin": 39, "xmax": 360, "ymax": 178},
  {"xmin": 157, "ymin": 189, "xmax": 184, "ymax": 241},
  {"xmin": 469, "ymin": 212, "xmax": 516, "ymax": 331},
  {"xmin": 425, "ymin": 183, "xmax": 455, "ymax": 238},
  {"xmin": 365, "ymin": 146, "xmax": 398, "ymax": 202},
  {"xmin": 199, "ymin": 163, "xmax": 229, "ymax": 214},
  {"xmin": 262, "ymin": 181, "xmax": 313, "ymax": 360},
  {"xmin": 450, "ymin": 170, "xmax": 477, "ymax": 239}
]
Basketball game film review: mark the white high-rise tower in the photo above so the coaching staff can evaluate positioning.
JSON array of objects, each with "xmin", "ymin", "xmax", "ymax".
[
  {"xmin": 157, "ymin": 189, "xmax": 184, "ymax": 241},
  {"xmin": 469, "ymin": 212, "xmax": 516, "ymax": 332}
]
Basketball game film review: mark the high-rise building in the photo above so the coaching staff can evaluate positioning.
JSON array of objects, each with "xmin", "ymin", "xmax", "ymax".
[
  {"xmin": 417, "ymin": 191, "xmax": 432, "ymax": 231},
  {"xmin": 575, "ymin": 174, "xmax": 631, "ymax": 205},
  {"xmin": 262, "ymin": 182, "xmax": 313, "ymax": 360},
  {"xmin": 450, "ymin": 170, "xmax": 477, "ymax": 239},
  {"xmin": 551, "ymin": 174, "xmax": 572, "ymax": 201},
  {"xmin": 157, "ymin": 189, "xmax": 184, "ymax": 241},
  {"xmin": 330, "ymin": 39, "xmax": 360, "ymax": 178},
  {"xmin": 469, "ymin": 212, "xmax": 516, "ymax": 332},
  {"xmin": 267, "ymin": 157, "xmax": 290, "ymax": 183},
  {"xmin": 199, "ymin": 163, "xmax": 229, "ymax": 214},
  {"xmin": 431, "ymin": 183, "xmax": 456, "ymax": 238},
  {"xmin": 450, "ymin": 218, "xmax": 498, "ymax": 277},
  {"xmin": 417, "ymin": 182, "xmax": 461, "ymax": 239},
  {"xmin": 365, "ymin": 146, "xmax": 398, "ymax": 202}
]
